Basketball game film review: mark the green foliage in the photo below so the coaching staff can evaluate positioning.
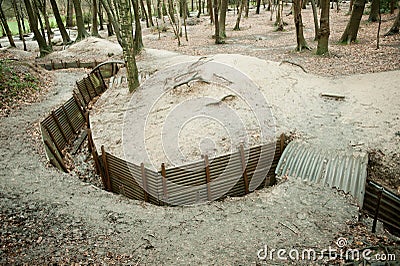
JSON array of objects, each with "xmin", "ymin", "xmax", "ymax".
[{"xmin": 0, "ymin": 60, "xmax": 40, "ymax": 110}]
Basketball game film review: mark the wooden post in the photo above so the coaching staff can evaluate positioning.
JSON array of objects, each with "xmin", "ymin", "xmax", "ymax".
[
  {"xmin": 372, "ymin": 187, "xmax": 384, "ymax": 233},
  {"xmin": 61, "ymin": 105, "xmax": 76, "ymax": 134},
  {"xmin": 96, "ymin": 68, "xmax": 107, "ymax": 91},
  {"xmin": 141, "ymin": 163, "xmax": 149, "ymax": 202},
  {"xmin": 280, "ymin": 133, "xmax": 286, "ymax": 154},
  {"xmin": 161, "ymin": 163, "xmax": 168, "ymax": 201},
  {"xmin": 44, "ymin": 139, "xmax": 68, "ymax": 172},
  {"xmin": 239, "ymin": 144, "xmax": 250, "ymax": 194},
  {"xmin": 73, "ymin": 92, "xmax": 86, "ymax": 117},
  {"xmin": 204, "ymin": 155, "xmax": 212, "ymax": 201},
  {"xmin": 87, "ymin": 129, "xmax": 100, "ymax": 175},
  {"xmin": 76, "ymin": 81, "xmax": 89, "ymax": 106},
  {"xmin": 77, "ymin": 59, "xmax": 80, "ymax": 68},
  {"xmin": 85, "ymin": 111, "xmax": 90, "ymax": 129},
  {"xmin": 44, "ymin": 125, "xmax": 64, "ymax": 158},
  {"xmin": 87, "ymin": 74, "xmax": 99, "ymax": 96},
  {"xmin": 101, "ymin": 145, "xmax": 112, "ymax": 191},
  {"xmin": 51, "ymin": 59, "xmax": 54, "ymax": 70},
  {"xmin": 82, "ymin": 78, "xmax": 93, "ymax": 101},
  {"xmin": 51, "ymin": 111, "xmax": 68, "ymax": 143}
]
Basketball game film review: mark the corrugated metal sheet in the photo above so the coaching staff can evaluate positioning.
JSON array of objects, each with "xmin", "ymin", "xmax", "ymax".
[{"xmin": 275, "ymin": 141, "xmax": 367, "ymax": 206}]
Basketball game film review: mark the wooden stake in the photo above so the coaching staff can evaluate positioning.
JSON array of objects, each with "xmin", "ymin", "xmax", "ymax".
[
  {"xmin": 239, "ymin": 144, "xmax": 249, "ymax": 194},
  {"xmin": 101, "ymin": 145, "xmax": 112, "ymax": 191},
  {"xmin": 141, "ymin": 163, "xmax": 149, "ymax": 202},
  {"xmin": 204, "ymin": 155, "xmax": 212, "ymax": 201}
]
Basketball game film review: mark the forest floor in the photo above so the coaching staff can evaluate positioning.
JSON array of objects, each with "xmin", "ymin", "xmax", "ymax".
[{"xmin": 0, "ymin": 2, "xmax": 399, "ymax": 264}]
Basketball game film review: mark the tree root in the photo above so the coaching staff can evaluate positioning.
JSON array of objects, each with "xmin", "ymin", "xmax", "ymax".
[{"xmin": 279, "ymin": 60, "xmax": 308, "ymax": 73}]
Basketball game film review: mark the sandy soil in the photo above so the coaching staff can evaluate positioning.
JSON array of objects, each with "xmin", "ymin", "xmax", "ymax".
[{"xmin": 91, "ymin": 50, "xmax": 400, "ymax": 182}]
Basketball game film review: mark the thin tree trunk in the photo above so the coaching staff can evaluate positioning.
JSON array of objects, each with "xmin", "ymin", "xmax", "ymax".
[
  {"xmin": 147, "ymin": 0, "xmax": 155, "ymax": 26},
  {"xmin": 19, "ymin": 2, "xmax": 27, "ymax": 33},
  {"xmin": 157, "ymin": 0, "xmax": 162, "ymax": 18},
  {"xmin": 233, "ymin": 0, "xmax": 245, "ymax": 30},
  {"xmin": 275, "ymin": 0, "xmax": 284, "ymax": 30},
  {"xmin": 92, "ymin": 0, "xmax": 100, "ymax": 36},
  {"xmin": 37, "ymin": 0, "xmax": 53, "ymax": 47},
  {"xmin": 12, "ymin": 0, "xmax": 27, "ymax": 50},
  {"xmin": 310, "ymin": 0, "xmax": 319, "ymax": 40},
  {"xmin": 256, "ymin": 0, "xmax": 261, "ymax": 13},
  {"xmin": 98, "ymin": 1, "xmax": 104, "ymax": 30},
  {"xmin": 219, "ymin": 0, "xmax": 227, "ymax": 39},
  {"xmin": 33, "ymin": 0, "xmax": 46, "ymax": 38},
  {"xmin": 116, "ymin": 0, "xmax": 139, "ymax": 92},
  {"xmin": 73, "ymin": 0, "xmax": 90, "ymax": 41},
  {"xmin": 100, "ymin": 0, "xmax": 121, "ymax": 42},
  {"xmin": 385, "ymin": 9, "xmax": 400, "ymax": 36},
  {"xmin": 368, "ymin": 0, "xmax": 379, "ymax": 22},
  {"xmin": 66, "ymin": 0, "xmax": 74, "ymax": 27},
  {"xmin": 214, "ymin": 0, "xmax": 223, "ymax": 43},
  {"xmin": 0, "ymin": 0, "xmax": 16, "ymax": 48},
  {"xmin": 293, "ymin": 0, "xmax": 309, "ymax": 51},
  {"xmin": 24, "ymin": 0, "xmax": 52, "ymax": 56},
  {"xmin": 244, "ymin": 0, "xmax": 249, "ymax": 17},
  {"xmin": 141, "ymin": 0, "xmax": 151, "ymax": 27},
  {"xmin": 50, "ymin": 0, "xmax": 71, "ymax": 44},
  {"xmin": 197, "ymin": 0, "xmax": 201, "ymax": 17},
  {"xmin": 183, "ymin": 0, "xmax": 188, "ymax": 40},
  {"xmin": 340, "ymin": 0, "xmax": 365, "ymax": 44},
  {"xmin": 131, "ymin": 0, "xmax": 144, "ymax": 52},
  {"xmin": 316, "ymin": 0, "xmax": 329, "ymax": 54},
  {"xmin": 167, "ymin": 0, "xmax": 175, "ymax": 23},
  {"xmin": 376, "ymin": 0, "xmax": 381, "ymax": 48},
  {"xmin": 348, "ymin": 0, "xmax": 353, "ymax": 12},
  {"xmin": 208, "ymin": 0, "xmax": 214, "ymax": 23}
]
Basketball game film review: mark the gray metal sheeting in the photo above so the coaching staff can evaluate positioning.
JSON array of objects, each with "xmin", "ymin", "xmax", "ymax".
[{"xmin": 275, "ymin": 141, "xmax": 368, "ymax": 206}]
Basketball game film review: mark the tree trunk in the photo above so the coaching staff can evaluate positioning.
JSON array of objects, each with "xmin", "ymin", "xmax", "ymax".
[
  {"xmin": 140, "ymin": 0, "xmax": 151, "ymax": 27},
  {"xmin": 33, "ymin": 0, "xmax": 46, "ymax": 38},
  {"xmin": 310, "ymin": 0, "xmax": 319, "ymax": 40},
  {"xmin": 100, "ymin": 0, "xmax": 121, "ymax": 42},
  {"xmin": 275, "ymin": 0, "xmax": 284, "ymax": 30},
  {"xmin": 219, "ymin": 0, "xmax": 227, "ymax": 39},
  {"xmin": 49, "ymin": 0, "xmax": 71, "ymax": 44},
  {"xmin": 197, "ymin": 0, "xmax": 201, "ymax": 17},
  {"xmin": 208, "ymin": 0, "xmax": 214, "ymax": 23},
  {"xmin": 24, "ymin": 0, "xmax": 52, "ymax": 56},
  {"xmin": 131, "ymin": 0, "xmax": 144, "ymax": 52},
  {"xmin": 339, "ymin": 0, "xmax": 365, "ymax": 44},
  {"xmin": 233, "ymin": 0, "xmax": 246, "ymax": 30},
  {"xmin": 12, "ymin": 0, "xmax": 27, "ymax": 50},
  {"xmin": 256, "ymin": 0, "xmax": 261, "ymax": 13},
  {"xmin": 66, "ymin": 0, "xmax": 74, "ymax": 27},
  {"xmin": 92, "ymin": 0, "xmax": 100, "ymax": 36},
  {"xmin": 368, "ymin": 0, "xmax": 379, "ymax": 22},
  {"xmin": 385, "ymin": 9, "xmax": 400, "ymax": 36},
  {"xmin": 157, "ymin": 0, "xmax": 162, "ymax": 18},
  {"xmin": 0, "ymin": 1, "xmax": 16, "ymax": 48},
  {"xmin": 19, "ymin": 2, "xmax": 27, "ymax": 33},
  {"xmin": 116, "ymin": 0, "xmax": 139, "ymax": 92},
  {"xmin": 36, "ymin": 0, "xmax": 53, "ymax": 47},
  {"xmin": 316, "ymin": 0, "xmax": 329, "ymax": 54},
  {"xmin": 147, "ymin": 0, "xmax": 155, "ymax": 26},
  {"xmin": 244, "ymin": 0, "xmax": 249, "ymax": 17},
  {"xmin": 73, "ymin": 0, "xmax": 90, "ymax": 41},
  {"xmin": 167, "ymin": 0, "xmax": 175, "ymax": 23},
  {"xmin": 348, "ymin": 0, "xmax": 353, "ymax": 12},
  {"xmin": 293, "ymin": 0, "xmax": 309, "ymax": 51},
  {"xmin": 98, "ymin": 1, "xmax": 104, "ymax": 30},
  {"xmin": 214, "ymin": 0, "xmax": 223, "ymax": 43}
]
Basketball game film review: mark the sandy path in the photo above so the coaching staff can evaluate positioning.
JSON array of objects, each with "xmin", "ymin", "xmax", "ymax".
[{"xmin": 0, "ymin": 67, "xmax": 359, "ymax": 264}]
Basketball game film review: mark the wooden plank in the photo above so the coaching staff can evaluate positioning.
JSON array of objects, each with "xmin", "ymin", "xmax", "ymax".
[
  {"xmin": 141, "ymin": 163, "xmax": 149, "ymax": 202},
  {"xmin": 161, "ymin": 163, "xmax": 168, "ymax": 201},
  {"xmin": 44, "ymin": 139, "xmax": 68, "ymax": 172},
  {"xmin": 71, "ymin": 130, "xmax": 88, "ymax": 154},
  {"xmin": 61, "ymin": 105, "xmax": 77, "ymax": 134},
  {"xmin": 204, "ymin": 155, "xmax": 212, "ymax": 201},
  {"xmin": 239, "ymin": 144, "xmax": 250, "ymax": 194},
  {"xmin": 101, "ymin": 146, "xmax": 112, "ymax": 191},
  {"xmin": 51, "ymin": 111, "xmax": 68, "ymax": 143},
  {"xmin": 43, "ymin": 124, "xmax": 64, "ymax": 158}
]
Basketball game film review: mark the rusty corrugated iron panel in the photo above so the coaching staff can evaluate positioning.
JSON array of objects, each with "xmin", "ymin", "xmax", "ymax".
[{"xmin": 275, "ymin": 141, "xmax": 368, "ymax": 206}]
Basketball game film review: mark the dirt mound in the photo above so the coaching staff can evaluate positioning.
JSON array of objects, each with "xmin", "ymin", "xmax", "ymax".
[{"xmin": 44, "ymin": 37, "xmax": 123, "ymax": 63}]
